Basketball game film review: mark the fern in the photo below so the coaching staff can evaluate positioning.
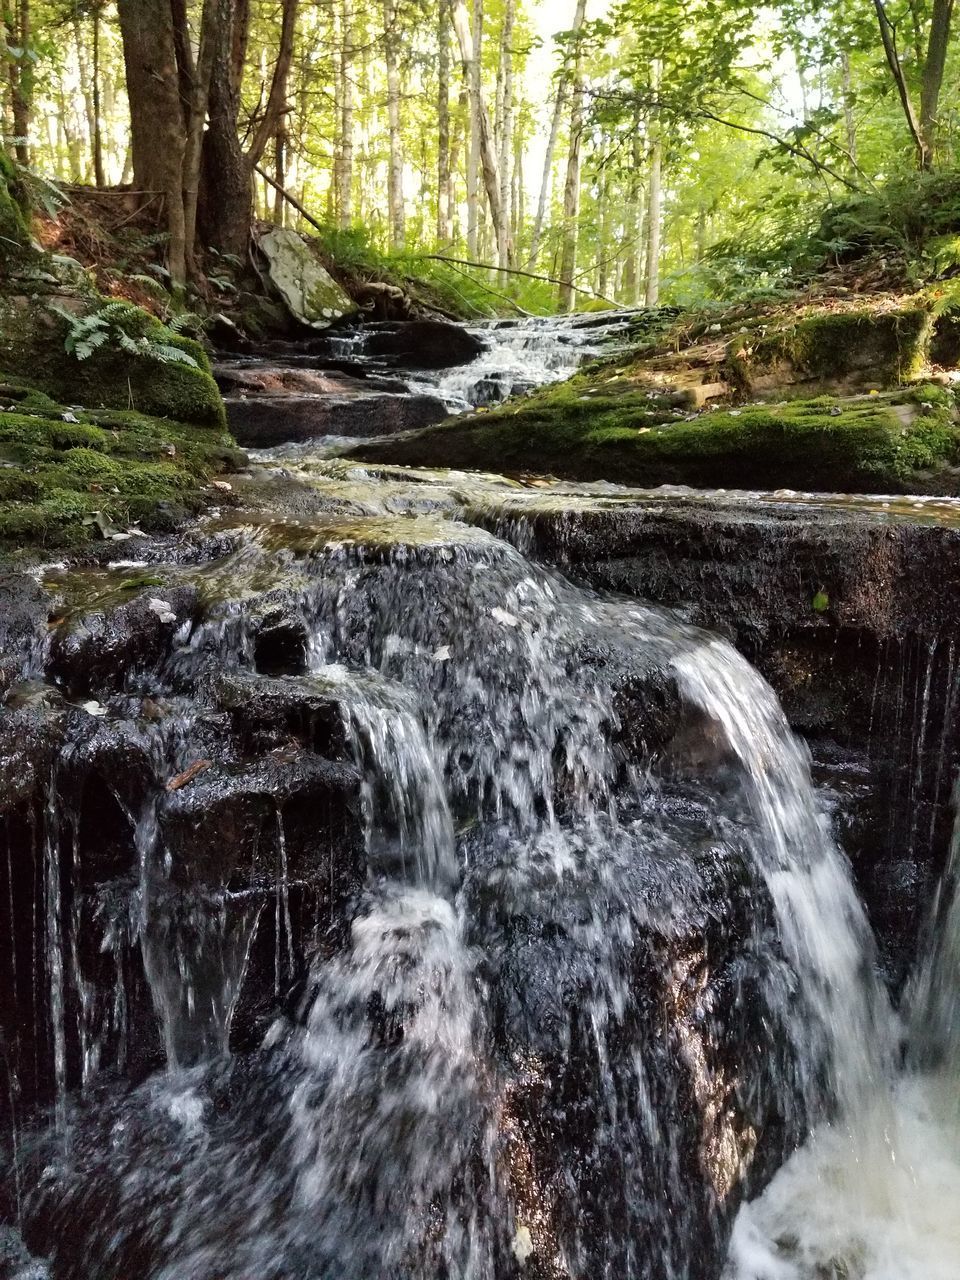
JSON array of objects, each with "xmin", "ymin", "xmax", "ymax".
[
  {"xmin": 166, "ymin": 311, "xmax": 206, "ymax": 336},
  {"xmin": 127, "ymin": 273, "xmax": 170, "ymax": 299},
  {"xmin": 50, "ymin": 302, "xmax": 199, "ymax": 369}
]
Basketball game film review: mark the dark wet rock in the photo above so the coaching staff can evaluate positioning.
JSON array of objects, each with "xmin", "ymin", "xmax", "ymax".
[
  {"xmin": 225, "ymin": 390, "xmax": 448, "ymax": 445},
  {"xmin": 0, "ymin": 1225, "xmax": 49, "ymax": 1280},
  {"xmin": 46, "ymin": 586, "xmax": 200, "ymax": 696},
  {"xmin": 348, "ymin": 319, "xmax": 486, "ymax": 369},
  {"xmin": 213, "ymin": 363, "xmax": 399, "ymax": 398},
  {"xmin": 159, "ymin": 751, "xmax": 360, "ymax": 889},
  {"xmin": 481, "ymin": 496, "xmax": 960, "ymax": 982},
  {"xmin": 463, "ymin": 796, "xmax": 798, "ymax": 1280}
]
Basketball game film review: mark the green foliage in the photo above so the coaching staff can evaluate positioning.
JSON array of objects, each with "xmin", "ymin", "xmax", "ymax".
[
  {"xmin": 52, "ymin": 301, "xmax": 200, "ymax": 367},
  {"xmin": 0, "ymin": 390, "xmax": 244, "ymax": 549}
]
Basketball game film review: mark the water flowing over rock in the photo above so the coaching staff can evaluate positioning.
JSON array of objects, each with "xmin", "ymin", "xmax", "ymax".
[{"xmin": 2, "ymin": 311, "xmax": 960, "ymax": 1280}]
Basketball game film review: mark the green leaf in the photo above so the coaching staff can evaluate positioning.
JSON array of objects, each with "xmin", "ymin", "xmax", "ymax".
[{"xmin": 812, "ymin": 590, "xmax": 829, "ymax": 613}]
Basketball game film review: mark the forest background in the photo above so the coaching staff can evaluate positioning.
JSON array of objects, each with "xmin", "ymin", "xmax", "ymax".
[{"xmin": 2, "ymin": 0, "xmax": 959, "ymax": 314}]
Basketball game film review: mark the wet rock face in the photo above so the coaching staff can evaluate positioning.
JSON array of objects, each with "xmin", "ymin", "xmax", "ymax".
[
  {"xmin": 346, "ymin": 319, "xmax": 487, "ymax": 369},
  {"xmin": 224, "ymin": 389, "xmax": 449, "ymax": 445},
  {"xmin": 497, "ymin": 497, "xmax": 960, "ymax": 983},
  {"xmin": 0, "ymin": 570, "xmax": 367, "ymax": 1137}
]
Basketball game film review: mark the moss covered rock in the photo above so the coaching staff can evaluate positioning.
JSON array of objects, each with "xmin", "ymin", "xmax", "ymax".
[
  {"xmin": 349, "ymin": 380, "xmax": 960, "ymax": 494},
  {"xmin": 0, "ymin": 386, "xmax": 244, "ymax": 548},
  {"xmin": 0, "ymin": 297, "xmax": 226, "ymax": 429},
  {"xmin": 738, "ymin": 307, "xmax": 933, "ymax": 388},
  {"xmin": 0, "ymin": 149, "xmax": 29, "ymax": 262}
]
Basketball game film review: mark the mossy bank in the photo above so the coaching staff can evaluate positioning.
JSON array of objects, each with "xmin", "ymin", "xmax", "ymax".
[
  {"xmin": 350, "ymin": 300, "xmax": 960, "ymax": 493},
  {"xmin": 0, "ymin": 298, "xmax": 240, "ymax": 551}
]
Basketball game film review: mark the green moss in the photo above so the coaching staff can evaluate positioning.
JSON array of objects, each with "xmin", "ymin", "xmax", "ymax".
[
  {"xmin": 0, "ymin": 147, "xmax": 29, "ymax": 259},
  {"xmin": 352, "ymin": 384, "xmax": 960, "ymax": 494},
  {"xmin": 0, "ymin": 297, "xmax": 226, "ymax": 429},
  {"xmin": 746, "ymin": 308, "xmax": 933, "ymax": 385},
  {"xmin": 0, "ymin": 388, "xmax": 245, "ymax": 549}
]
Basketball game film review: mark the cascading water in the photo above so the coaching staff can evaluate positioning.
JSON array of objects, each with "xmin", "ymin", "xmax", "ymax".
[
  {"xmin": 3, "ymin": 503, "xmax": 903, "ymax": 1280},
  {"xmin": 725, "ymin": 787, "xmax": 960, "ymax": 1280}
]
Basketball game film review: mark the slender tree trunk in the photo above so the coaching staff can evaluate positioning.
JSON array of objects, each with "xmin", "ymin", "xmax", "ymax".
[
  {"xmin": 91, "ymin": 6, "xmax": 105, "ymax": 187},
  {"xmin": 557, "ymin": 30, "xmax": 586, "ymax": 311},
  {"xmin": 622, "ymin": 128, "xmax": 643, "ymax": 305},
  {"xmin": 437, "ymin": 0, "xmax": 452, "ymax": 243},
  {"xmin": 644, "ymin": 111, "xmax": 662, "ymax": 307},
  {"xmin": 7, "ymin": 0, "xmax": 31, "ymax": 165},
  {"xmin": 464, "ymin": 0, "xmax": 483, "ymax": 257},
  {"xmin": 181, "ymin": 0, "xmax": 218, "ymax": 274},
  {"xmin": 920, "ymin": 0, "xmax": 955, "ymax": 165},
  {"xmin": 512, "ymin": 125, "xmax": 523, "ymax": 248},
  {"xmin": 337, "ymin": 0, "xmax": 355, "ymax": 226},
  {"xmin": 873, "ymin": 0, "xmax": 930, "ymax": 168},
  {"xmin": 496, "ymin": 0, "xmax": 515, "ymax": 272},
  {"xmin": 597, "ymin": 160, "xmax": 611, "ymax": 298},
  {"xmin": 382, "ymin": 0, "xmax": 405, "ymax": 248},
  {"xmin": 528, "ymin": 0, "xmax": 586, "ymax": 269},
  {"xmin": 73, "ymin": 13, "xmax": 96, "ymax": 181},
  {"xmin": 453, "ymin": 0, "xmax": 510, "ymax": 267},
  {"xmin": 840, "ymin": 48, "xmax": 858, "ymax": 165},
  {"xmin": 274, "ymin": 125, "xmax": 287, "ymax": 224},
  {"xmin": 117, "ymin": 0, "xmax": 187, "ymax": 284}
]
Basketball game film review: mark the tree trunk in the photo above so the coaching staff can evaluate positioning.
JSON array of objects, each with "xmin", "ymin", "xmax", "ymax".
[
  {"xmin": 496, "ymin": 0, "xmax": 515, "ymax": 273},
  {"xmin": 437, "ymin": 0, "xmax": 452, "ymax": 243},
  {"xmin": 274, "ymin": 126, "xmax": 286, "ymax": 224},
  {"xmin": 920, "ymin": 0, "xmax": 955, "ymax": 165},
  {"xmin": 91, "ymin": 6, "xmax": 105, "ymax": 187},
  {"xmin": 453, "ymin": 0, "xmax": 510, "ymax": 267},
  {"xmin": 383, "ymin": 0, "xmax": 405, "ymax": 248},
  {"xmin": 840, "ymin": 48, "xmax": 858, "ymax": 165},
  {"xmin": 644, "ymin": 114, "xmax": 662, "ymax": 308},
  {"xmin": 528, "ymin": 0, "xmax": 586, "ymax": 269},
  {"xmin": 622, "ymin": 128, "xmax": 644, "ymax": 305},
  {"xmin": 337, "ymin": 0, "xmax": 355, "ymax": 227},
  {"xmin": 181, "ymin": 0, "xmax": 219, "ymax": 274},
  {"xmin": 199, "ymin": 0, "xmax": 298, "ymax": 257},
  {"xmin": 73, "ymin": 13, "xmax": 96, "ymax": 182},
  {"xmin": 7, "ymin": 0, "xmax": 31, "ymax": 165},
  {"xmin": 117, "ymin": 0, "xmax": 187, "ymax": 284},
  {"xmin": 873, "ymin": 0, "xmax": 930, "ymax": 168},
  {"xmin": 464, "ymin": 0, "xmax": 483, "ymax": 258},
  {"xmin": 557, "ymin": 13, "xmax": 586, "ymax": 311}
]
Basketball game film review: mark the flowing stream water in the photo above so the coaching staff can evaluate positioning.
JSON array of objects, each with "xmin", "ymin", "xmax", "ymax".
[{"xmin": 3, "ymin": 314, "xmax": 960, "ymax": 1280}]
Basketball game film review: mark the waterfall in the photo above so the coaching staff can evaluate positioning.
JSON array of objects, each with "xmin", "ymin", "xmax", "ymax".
[
  {"xmin": 725, "ymin": 784, "xmax": 960, "ymax": 1280},
  {"xmin": 12, "ymin": 514, "xmax": 898, "ymax": 1280}
]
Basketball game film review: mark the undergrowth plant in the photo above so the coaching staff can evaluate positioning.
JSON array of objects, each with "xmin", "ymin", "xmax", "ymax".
[{"xmin": 50, "ymin": 301, "xmax": 199, "ymax": 367}]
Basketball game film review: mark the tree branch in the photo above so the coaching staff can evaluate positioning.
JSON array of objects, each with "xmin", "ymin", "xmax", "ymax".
[
  {"xmin": 418, "ymin": 254, "xmax": 622, "ymax": 307},
  {"xmin": 245, "ymin": 0, "xmax": 299, "ymax": 169},
  {"xmin": 872, "ymin": 0, "xmax": 927, "ymax": 164}
]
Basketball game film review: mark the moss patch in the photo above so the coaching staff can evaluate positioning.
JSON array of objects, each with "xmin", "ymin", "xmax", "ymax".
[
  {"xmin": 0, "ymin": 149, "xmax": 28, "ymax": 258},
  {"xmin": 0, "ymin": 390, "xmax": 244, "ymax": 548},
  {"xmin": 349, "ymin": 381, "xmax": 960, "ymax": 494},
  {"xmin": 0, "ymin": 297, "xmax": 225, "ymax": 429},
  {"xmin": 741, "ymin": 307, "xmax": 933, "ymax": 386}
]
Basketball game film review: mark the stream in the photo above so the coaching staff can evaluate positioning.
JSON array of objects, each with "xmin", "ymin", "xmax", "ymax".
[{"xmin": 1, "ymin": 312, "xmax": 959, "ymax": 1279}]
